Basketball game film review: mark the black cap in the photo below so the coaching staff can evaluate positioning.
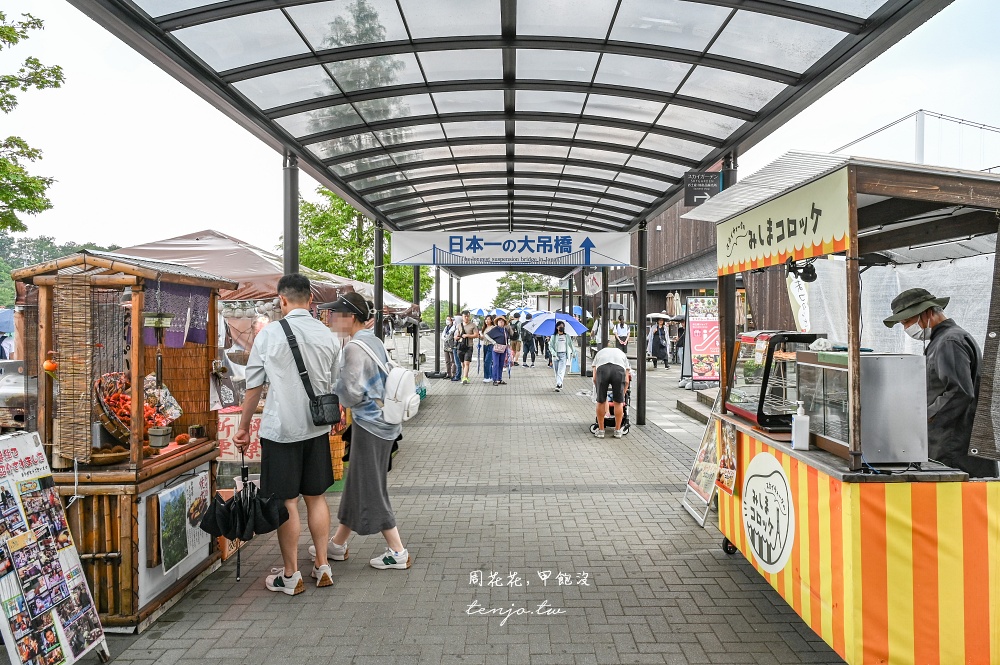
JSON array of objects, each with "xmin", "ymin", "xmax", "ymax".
[{"xmin": 318, "ymin": 295, "xmax": 367, "ymax": 319}]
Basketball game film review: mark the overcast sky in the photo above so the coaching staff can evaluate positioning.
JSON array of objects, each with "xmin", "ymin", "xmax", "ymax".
[{"xmin": 2, "ymin": 0, "xmax": 998, "ymax": 307}]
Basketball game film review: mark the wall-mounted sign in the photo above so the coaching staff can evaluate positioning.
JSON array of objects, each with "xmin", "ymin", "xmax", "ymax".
[
  {"xmin": 684, "ymin": 172, "xmax": 721, "ymax": 206},
  {"xmin": 717, "ymin": 168, "xmax": 849, "ymax": 276},
  {"xmin": 741, "ymin": 452, "xmax": 795, "ymax": 574},
  {"xmin": 391, "ymin": 232, "xmax": 630, "ymax": 267}
]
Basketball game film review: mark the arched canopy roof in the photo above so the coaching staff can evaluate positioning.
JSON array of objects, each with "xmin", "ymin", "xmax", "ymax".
[{"xmin": 73, "ymin": 0, "xmax": 951, "ymax": 234}]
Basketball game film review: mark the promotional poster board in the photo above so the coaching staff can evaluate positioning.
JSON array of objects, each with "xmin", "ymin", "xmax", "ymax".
[
  {"xmin": 682, "ymin": 297, "xmax": 720, "ymax": 382},
  {"xmin": 157, "ymin": 473, "xmax": 210, "ymax": 575},
  {"xmin": 0, "ymin": 432, "xmax": 108, "ymax": 665},
  {"xmin": 681, "ymin": 395, "xmax": 722, "ymax": 527}
]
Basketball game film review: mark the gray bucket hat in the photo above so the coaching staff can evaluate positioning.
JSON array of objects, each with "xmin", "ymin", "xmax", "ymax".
[{"xmin": 883, "ymin": 288, "xmax": 949, "ymax": 328}]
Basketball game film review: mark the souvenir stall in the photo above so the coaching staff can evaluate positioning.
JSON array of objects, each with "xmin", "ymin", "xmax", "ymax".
[
  {"xmin": 117, "ymin": 229, "xmax": 417, "ymax": 487},
  {"xmin": 12, "ymin": 251, "xmax": 238, "ymax": 631},
  {"xmin": 683, "ymin": 152, "xmax": 1000, "ymax": 664}
]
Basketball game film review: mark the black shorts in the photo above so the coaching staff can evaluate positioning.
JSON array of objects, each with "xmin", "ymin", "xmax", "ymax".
[
  {"xmin": 260, "ymin": 434, "xmax": 334, "ymax": 500},
  {"xmin": 595, "ymin": 364, "xmax": 626, "ymax": 404},
  {"xmin": 459, "ymin": 346, "xmax": 473, "ymax": 362}
]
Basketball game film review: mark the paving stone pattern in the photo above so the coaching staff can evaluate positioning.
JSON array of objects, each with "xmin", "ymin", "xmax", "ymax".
[{"xmin": 13, "ymin": 362, "xmax": 843, "ymax": 665}]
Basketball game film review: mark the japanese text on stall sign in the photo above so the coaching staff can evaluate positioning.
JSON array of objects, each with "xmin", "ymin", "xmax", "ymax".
[
  {"xmin": 724, "ymin": 203, "xmax": 822, "ymax": 257},
  {"xmin": 449, "ymin": 234, "xmax": 574, "ymax": 255},
  {"xmin": 0, "ymin": 447, "xmax": 46, "ymax": 480}
]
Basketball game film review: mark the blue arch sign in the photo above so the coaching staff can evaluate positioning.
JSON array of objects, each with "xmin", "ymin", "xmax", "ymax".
[{"xmin": 390, "ymin": 232, "xmax": 631, "ymax": 268}]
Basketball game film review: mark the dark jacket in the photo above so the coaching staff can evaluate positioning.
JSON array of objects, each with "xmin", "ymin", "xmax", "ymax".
[{"xmin": 925, "ymin": 318, "xmax": 997, "ymax": 477}]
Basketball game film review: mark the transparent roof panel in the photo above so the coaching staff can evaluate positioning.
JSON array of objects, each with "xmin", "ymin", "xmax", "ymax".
[
  {"xmin": 391, "ymin": 146, "xmax": 453, "ymax": 165},
  {"xmin": 366, "ymin": 185, "xmax": 414, "ymax": 200},
  {"xmin": 518, "ymin": 0, "xmax": 618, "ymax": 39},
  {"xmin": 656, "ymin": 105, "xmax": 744, "ymax": 139},
  {"xmin": 626, "ymin": 155, "xmax": 688, "ymax": 178},
  {"xmin": 709, "ymin": 11, "xmax": 846, "ymax": 73},
  {"xmin": 327, "ymin": 53, "xmax": 424, "ymax": 92},
  {"xmin": 606, "ymin": 186, "xmax": 656, "ymax": 202},
  {"xmin": 516, "ymin": 49, "xmax": 600, "ymax": 82},
  {"xmin": 352, "ymin": 171, "xmax": 407, "ymax": 190},
  {"xmin": 306, "ymin": 132, "xmax": 379, "ymax": 160},
  {"xmin": 412, "ymin": 180, "xmax": 462, "ymax": 191},
  {"xmin": 275, "ymin": 105, "xmax": 362, "ymax": 138},
  {"xmin": 555, "ymin": 192, "xmax": 600, "ymax": 203},
  {"xmin": 133, "ymin": 0, "xmax": 211, "ymax": 17},
  {"xmin": 354, "ymin": 93, "xmax": 436, "ymax": 121},
  {"xmin": 375, "ymin": 123, "xmax": 445, "ymax": 145},
  {"xmin": 515, "ymin": 162, "xmax": 565, "ymax": 174},
  {"xmin": 516, "ymin": 177, "xmax": 560, "ymax": 187},
  {"xmin": 418, "ymin": 50, "xmax": 504, "ymax": 81},
  {"xmin": 615, "ymin": 171, "xmax": 670, "ymax": 190},
  {"xmin": 515, "ymin": 121, "xmax": 577, "ymax": 139},
  {"xmin": 398, "ymin": 0, "xmax": 501, "ymax": 38},
  {"xmin": 516, "ymin": 91, "xmax": 587, "ymax": 115},
  {"xmin": 551, "ymin": 202, "xmax": 596, "ymax": 213},
  {"xmin": 804, "ymin": 0, "xmax": 889, "ymax": 17},
  {"xmin": 559, "ymin": 179, "xmax": 608, "ymax": 192},
  {"xmin": 458, "ymin": 162, "xmax": 506, "ymax": 173},
  {"xmin": 378, "ymin": 198, "xmax": 423, "ymax": 211},
  {"xmin": 598, "ymin": 198, "xmax": 644, "ymax": 212},
  {"xmin": 680, "ymin": 67, "xmax": 786, "ymax": 112},
  {"xmin": 609, "ymin": 0, "xmax": 731, "ymax": 52},
  {"xmin": 459, "ymin": 177, "xmax": 507, "ymax": 186},
  {"xmin": 640, "ymin": 133, "xmax": 712, "ymax": 160},
  {"xmin": 516, "ymin": 190, "xmax": 556, "ymax": 198},
  {"xmin": 569, "ymin": 146, "xmax": 629, "ymax": 166},
  {"xmin": 286, "ymin": 0, "xmax": 410, "ymax": 50},
  {"xmin": 573, "ymin": 124, "xmax": 645, "ymax": 147},
  {"xmin": 584, "ymin": 95, "xmax": 663, "ymax": 123},
  {"xmin": 594, "ymin": 54, "xmax": 691, "ymax": 93},
  {"xmin": 434, "ymin": 90, "xmax": 505, "ymax": 114},
  {"xmin": 563, "ymin": 164, "xmax": 617, "ymax": 180},
  {"xmin": 466, "ymin": 189, "xmax": 509, "ymax": 198},
  {"xmin": 442, "ymin": 121, "xmax": 506, "ymax": 138},
  {"xmin": 450, "ymin": 144, "xmax": 506, "ymax": 158},
  {"xmin": 404, "ymin": 164, "xmax": 459, "ymax": 179},
  {"xmin": 515, "ymin": 144, "xmax": 570, "ymax": 159},
  {"xmin": 333, "ymin": 151, "xmax": 395, "ymax": 176},
  {"xmin": 234, "ymin": 66, "xmax": 336, "ymax": 109},
  {"xmin": 173, "ymin": 10, "xmax": 307, "ymax": 72}
]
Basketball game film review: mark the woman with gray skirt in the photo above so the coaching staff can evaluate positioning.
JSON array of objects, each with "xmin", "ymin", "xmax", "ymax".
[{"xmin": 311, "ymin": 292, "xmax": 410, "ymax": 571}]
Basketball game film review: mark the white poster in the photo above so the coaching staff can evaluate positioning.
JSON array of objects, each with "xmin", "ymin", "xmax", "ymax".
[
  {"xmin": 158, "ymin": 473, "xmax": 210, "ymax": 575},
  {"xmin": 391, "ymin": 231, "xmax": 631, "ymax": 267},
  {"xmin": 0, "ymin": 432, "xmax": 107, "ymax": 665}
]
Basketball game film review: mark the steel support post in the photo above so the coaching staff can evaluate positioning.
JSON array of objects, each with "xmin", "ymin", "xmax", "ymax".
[
  {"xmin": 601, "ymin": 266, "xmax": 609, "ymax": 349},
  {"xmin": 413, "ymin": 265, "xmax": 420, "ymax": 371},
  {"xmin": 374, "ymin": 224, "xmax": 384, "ymax": 340},
  {"xmin": 636, "ymin": 221, "xmax": 648, "ymax": 426},
  {"xmin": 580, "ymin": 271, "xmax": 588, "ymax": 378},
  {"xmin": 282, "ymin": 152, "xmax": 299, "ymax": 275}
]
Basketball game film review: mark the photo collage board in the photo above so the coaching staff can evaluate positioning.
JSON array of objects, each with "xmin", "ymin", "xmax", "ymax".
[{"xmin": 0, "ymin": 433, "xmax": 106, "ymax": 665}]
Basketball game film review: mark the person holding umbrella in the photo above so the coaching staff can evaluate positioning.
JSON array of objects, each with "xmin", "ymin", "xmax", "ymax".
[
  {"xmin": 234, "ymin": 274, "xmax": 341, "ymax": 595},
  {"xmin": 486, "ymin": 315, "xmax": 511, "ymax": 385},
  {"xmin": 549, "ymin": 320, "xmax": 577, "ymax": 391},
  {"xmin": 319, "ymin": 292, "xmax": 411, "ymax": 570},
  {"xmin": 647, "ymin": 318, "xmax": 670, "ymax": 370}
]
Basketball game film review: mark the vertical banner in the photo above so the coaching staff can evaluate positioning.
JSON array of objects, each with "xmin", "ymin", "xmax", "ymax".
[
  {"xmin": 715, "ymin": 420, "xmax": 737, "ymax": 495},
  {"xmin": 0, "ymin": 432, "xmax": 107, "ymax": 665},
  {"xmin": 683, "ymin": 297, "xmax": 720, "ymax": 381}
]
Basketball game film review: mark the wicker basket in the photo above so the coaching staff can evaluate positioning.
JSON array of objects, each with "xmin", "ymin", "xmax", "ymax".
[
  {"xmin": 329, "ymin": 433, "xmax": 345, "ymax": 481},
  {"xmin": 94, "ymin": 373, "xmax": 131, "ymax": 445},
  {"xmin": 226, "ymin": 349, "xmax": 251, "ymax": 366}
]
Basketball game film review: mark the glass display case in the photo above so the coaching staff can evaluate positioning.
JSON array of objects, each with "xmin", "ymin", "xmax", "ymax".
[
  {"xmin": 725, "ymin": 331, "xmax": 819, "ymax": 431},
  {"xmin": 797, "ymin": 351, "xmax": 928, "ymax": 464}
]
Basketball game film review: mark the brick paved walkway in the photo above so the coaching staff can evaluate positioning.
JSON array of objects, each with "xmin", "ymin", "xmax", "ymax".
[{"xmin": 21, "ymin": 362, "xmax": 844, "ymax": 665}]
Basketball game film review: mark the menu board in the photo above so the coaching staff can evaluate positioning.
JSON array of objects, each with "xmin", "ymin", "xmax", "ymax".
[
  {"xmin": 0, "ymin": 432, "xmax": 107, "ymax": 665},
  {"xmin": 683, "ymin": 297, "xmax": 721, "ymax": 381}
]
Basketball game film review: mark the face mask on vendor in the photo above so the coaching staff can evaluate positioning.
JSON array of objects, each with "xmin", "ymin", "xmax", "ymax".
[{"xmin": 904, "ymin": 312, "xmax": 931, "ymax": 342}]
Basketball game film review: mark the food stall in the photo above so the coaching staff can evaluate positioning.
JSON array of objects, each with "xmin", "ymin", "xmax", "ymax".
[
  {"xmin": 12, "ymin": 251, "xmax": 238, "ymax": 631},
  {"xmin": 682, "ymin": 152, "xmax": 1000, "ymax": 664}
]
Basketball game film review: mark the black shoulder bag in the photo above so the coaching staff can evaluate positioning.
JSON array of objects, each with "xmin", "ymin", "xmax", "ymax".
[{"xmin": 278, "ymin": 319, "xmax": 340, "ymax": 426}]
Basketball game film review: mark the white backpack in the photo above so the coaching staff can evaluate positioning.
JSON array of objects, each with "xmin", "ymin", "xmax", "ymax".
[{"xmin": 349, "ymin": 339, "xmax": 420, "ymax": 424}]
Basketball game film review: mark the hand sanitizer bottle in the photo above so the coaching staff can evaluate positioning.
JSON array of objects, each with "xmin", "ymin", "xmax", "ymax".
[{"xmin": 792, "ymin": 401, "xmax": 810, "ymax": 451}]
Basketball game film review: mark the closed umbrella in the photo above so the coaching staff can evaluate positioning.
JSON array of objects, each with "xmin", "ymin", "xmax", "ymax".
[{"xmin": 200, "ymin": 450, "xmax": 288, "ymax": 580}]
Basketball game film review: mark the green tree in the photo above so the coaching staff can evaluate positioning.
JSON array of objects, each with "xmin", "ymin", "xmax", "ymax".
[
  {"xmin": 296, "ymin": 187, "xmax": 431, "ymax": 301},
  {"xmin": 420, "ymin": 300, "xmax": 468, "ymax": 327},
  {"xmin": 491, "ymin": 272, "xmax": 555, "ymax": 310},
  {"xmin": 0, "ymin": 231, "xmax": 121, "ymax": 306},
  {"xmin": 1, "ymin": 12, "xmax": 64, "ymax": 231}
]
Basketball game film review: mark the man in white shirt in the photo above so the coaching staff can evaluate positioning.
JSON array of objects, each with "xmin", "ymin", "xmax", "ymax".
[
  {"xmin": 234, "ymin": 274, "xmax": 342, "ymax": 595},
  {"xmin": 592, "ymin": 344, "xmax": 631, "ymax": 439}
]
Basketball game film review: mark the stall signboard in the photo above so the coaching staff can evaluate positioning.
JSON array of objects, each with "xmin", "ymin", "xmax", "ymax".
[
  {"xmin": 716, "ymin": 167, "xmax": 850, "ymax": 276},
  {"xmin": 741, "ymin": 452, "xmax": 795, "ymax": 574},
  {"xmin": 684, "ymin": 172, "xmax": 721, "ymax": 206},
  {"xmin": 157, "ymin": 472, "xmax": 211, "ymax": 574},
  {"xmin": 715, "ymin": 420, "xmax": 737, "ymax": 495},
  {"xmin": 681, "ymin": 397, "xmax": 722, "ymax": 526},
  {"xmin": 683, "ymin": 297, "xmax": 720, "ymax": 381},
  {"xmin": 391, "ymin": 232, "xmax": 630, "ymax": 267},
  {"xmin": 0, "ymin": 432, "xmax": 108, "ymax": 665},
  {"xmin": 217, "ymin": 412, "xmax": 261, "ymax": 463}
]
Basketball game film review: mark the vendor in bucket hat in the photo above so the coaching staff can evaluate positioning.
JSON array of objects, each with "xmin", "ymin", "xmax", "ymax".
[
  {"xmin": 882, "ymin": 288, "xmax": 950, "ymax": 328},
  {"xmin": 884, "ymin": 287, "xmax": 997, "ymax": 478}
]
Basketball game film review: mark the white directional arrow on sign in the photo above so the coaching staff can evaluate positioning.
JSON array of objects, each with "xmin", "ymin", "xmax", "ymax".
[{"xmin": 694, "ymin": 193, "xmax": 712, "ymax": 203}]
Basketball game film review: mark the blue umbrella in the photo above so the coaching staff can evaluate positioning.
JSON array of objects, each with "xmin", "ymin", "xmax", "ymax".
[
  {"xmin": 470, "ymin": 307, "xmax": 490, "ymax": 317},
  {"xmin": 493, "ymin": 308, "xmax": 507, "ymax": 316},
  {"xmin": 571, "ymin": 305, "xmax": 591, "ymax": 318},
  {"xmin": 523, "ymin": 312, "xmax": 588, "ymax": 337}
]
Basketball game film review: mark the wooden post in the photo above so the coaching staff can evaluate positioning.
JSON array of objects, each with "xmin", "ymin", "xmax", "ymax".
[
  {"xmin": 37, "ymin": 286, "xmax": 54, "ymax": 448},
  {"xmin": 718, "ymin": 274, "xmax": 737, "ymax": 411},
  {"xmin": 846, "ymin": 166, "xmax": 863, "ymax": 472},
  {"xmin": 130, "ymin": 286, "xmax": 145, "ymax": 470}
]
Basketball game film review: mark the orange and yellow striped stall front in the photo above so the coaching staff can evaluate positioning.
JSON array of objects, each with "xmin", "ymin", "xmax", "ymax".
[{"xmin": 716, "ymin": 416, "xmax": 1000, "ymax": 665}]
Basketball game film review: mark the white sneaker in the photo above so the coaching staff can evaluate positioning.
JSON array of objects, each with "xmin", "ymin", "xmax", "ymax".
[
  {"xmin": 311, "ymin": 564, "xmax": 333, "ymax": 588},
  {"xmin": 613, "ymin": 429, "xmax": 624, "ymax": 439},
  {"xmin": 370, "ymin": 548, "xmax": 411, "ymax": 570},
  {"xmin": 594, "ymin": 429, "xmax": 605, "ymax": 439},
  {"xmin": 308, "ymin": 539, "xmax": 349, "ymax": 561},
  {"xmin": 265, "ymin": 568, "xmax": 304, "ymax": 596},
  {"xmin": 483, "ymin": 378, "xmax": 491, "ymax": 383}
]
